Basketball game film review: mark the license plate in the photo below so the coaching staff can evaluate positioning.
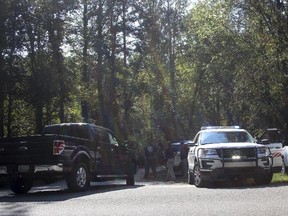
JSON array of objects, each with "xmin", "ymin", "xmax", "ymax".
[{"xmin": 18, "ymin": 165, "xmax": 30, "ymax": 172}]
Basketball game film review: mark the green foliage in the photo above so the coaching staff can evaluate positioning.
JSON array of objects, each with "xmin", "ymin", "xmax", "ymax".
[
  {"xmin": 272, "ymin": 173, "xmax": 288, "ymax": 184},
  {"xmin": 2, "ymin": 0, "xmax": 288, "ymax": 150}
]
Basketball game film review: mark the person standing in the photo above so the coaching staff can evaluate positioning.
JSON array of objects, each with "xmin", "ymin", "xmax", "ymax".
[
  {"xmin": 180, "ymin": 141, "xmax": 189, "ymax": 178},
  {"xmin": 144, "ymin": 143, "xmax": 158, "ymax": 178},
  {"xmin": 164, "ymin": 141, "xmax": 176, "ymax": 181}
]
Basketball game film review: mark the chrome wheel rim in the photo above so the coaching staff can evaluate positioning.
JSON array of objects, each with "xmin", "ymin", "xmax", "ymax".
[
  {"xmin": 76, "ymin": 167, "xmax": 87, "ymax": 188},
  {"xmin": 194, "ymin": 165, "xmax": 201, "ymax": 186}
]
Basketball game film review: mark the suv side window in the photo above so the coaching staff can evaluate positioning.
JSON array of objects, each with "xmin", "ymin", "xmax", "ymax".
[
  {"xmin": 99, "ymin": 130, "xmax": 110, "ymax": 144},
  {"xmin": 260, "ymin": 129, "xmax": 282, "ymax": 144},
  {"xmin": 71, "ymin": 125, "xmax": 91, "ymax": 140},
  {"xmin": 193, "ymin": 133, "xmax": 200, "ymax": 145},
  {"xmin": 91, "ymin": 127, "xmax": 109, "ymax": 144},
  {"xmin": 108, "ymin": 132, "xmax": 119, "ymax": 146}
]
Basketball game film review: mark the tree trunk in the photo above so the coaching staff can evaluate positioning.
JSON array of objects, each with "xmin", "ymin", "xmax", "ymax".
[{"xmin": 81, "ymin": 0, "xmax": 90, "ymax": 122}]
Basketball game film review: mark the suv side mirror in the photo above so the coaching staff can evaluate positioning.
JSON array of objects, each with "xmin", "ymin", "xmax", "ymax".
[
  {"xmin": 187, "ymin": 142, "xmax": 196, "ymax": 147},
  {"xmin": 258, "ymin": 138, "xmax": 270, "ymax": 144},
  {"xmin": 124, "ymin": 140, "xmax": 134, "ymax": 148}
]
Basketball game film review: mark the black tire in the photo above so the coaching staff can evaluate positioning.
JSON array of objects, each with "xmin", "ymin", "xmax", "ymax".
[
  {"xmin": 254, "ymin": 173, "xmax": 273, "ymax": 185},
  {"xmin": 193, "ymin": 163, "xmax": 206, "ymax": 187},
  {"xmin": 9, "ymin": 175, "xmax": 33, "ymax": 194},
  {"xmin": 66, "ymin": 162, "xmax": 90, "ymax": 192},
  {"xmin": 188, "ymin": 170, "xmax": 194, "ymax": 185},
  {"xmin": 126, "ymin": 161, "xmax": 135, "ymax": 186}
]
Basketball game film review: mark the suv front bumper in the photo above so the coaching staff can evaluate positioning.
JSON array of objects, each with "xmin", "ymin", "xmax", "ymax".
[
  {"xmin": 198, "ymin": 157, "xmax": 272, "ymax": 181},
  {"xmin": 199, "ymin": 166, "xmax": 271, "ymax": 181}
]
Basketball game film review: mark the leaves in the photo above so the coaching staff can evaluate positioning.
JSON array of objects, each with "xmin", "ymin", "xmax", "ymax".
[{"xmin": 1, "ymin": 0, "xmax": 288, "ymax": 145}]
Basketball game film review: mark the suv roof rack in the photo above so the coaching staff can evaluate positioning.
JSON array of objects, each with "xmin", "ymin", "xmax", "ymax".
[{"xmin": 201, "ymin": 126, "xmax": 240, "ymax": 130}]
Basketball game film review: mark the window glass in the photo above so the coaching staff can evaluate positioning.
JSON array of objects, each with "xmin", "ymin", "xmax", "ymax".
[
  {"xmin": 262, "ymin": 131, "xmax": 281, "ymax": 143},
  {"xmin": 193, "ymin": 133, "xmax": 200, "ymax": 144},
  {"xmin": 71, "ymin": 125, "xmax": 90, "ymax": 139},
  {"xmin": 99, "ymin": 130, "xmax": 110, "ymax": 144},
  {"xmin": 91, "ymin": 127, "xmax": 100, "ymax": 142},
  {"xmin": 41, "ymin": 125, "xmax": 59, "ymax": 135},
  {"xmin": 108, "ymin": 132, "xmax": 119, "ymax": 146},
  {"xmin": 200, "ymin": 131, "xmax": 253, "ymax": 144}
]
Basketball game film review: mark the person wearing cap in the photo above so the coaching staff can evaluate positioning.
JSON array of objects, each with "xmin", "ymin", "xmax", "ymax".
[{"xmin": 143, "ymin": 143, "xmax": 158, "ymax": 178}]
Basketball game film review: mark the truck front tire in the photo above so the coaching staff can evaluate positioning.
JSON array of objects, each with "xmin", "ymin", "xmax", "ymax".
[{"xmin": 66, "ymin": 162, "xmax": 90, "ymax": 192}]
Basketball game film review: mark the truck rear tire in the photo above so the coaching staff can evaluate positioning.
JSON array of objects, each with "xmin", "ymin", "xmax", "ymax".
[
  {"xmin": 9, "ymin": 175, "xmax": 33, "ymax": 194},
  {"xmin": 66, "ymin": 162, "xmax": 90, "ymax": 192}
]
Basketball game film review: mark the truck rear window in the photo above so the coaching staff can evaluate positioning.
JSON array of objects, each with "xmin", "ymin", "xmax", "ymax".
[{"xmin": 42, "ymin": 125, "xmax": 91, "ymax": 140}]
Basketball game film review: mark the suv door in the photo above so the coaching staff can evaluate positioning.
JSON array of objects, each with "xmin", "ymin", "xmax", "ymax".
[
  {"xmin": 258, "ymin": 128, "xmax": 283, "ymax": 171},
  {"xmin": 188, "ymin": 133, "xmax": 200, "ymax": 170}
]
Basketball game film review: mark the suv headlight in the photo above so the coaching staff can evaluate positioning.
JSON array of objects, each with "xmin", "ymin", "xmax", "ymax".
[
  {"xmin": 257, "ymin": 147, "xmax": 270, "ymax": 157},
  {"xmin": 199, "ymin": 148, "xmax": 219, "ymax": 159}
]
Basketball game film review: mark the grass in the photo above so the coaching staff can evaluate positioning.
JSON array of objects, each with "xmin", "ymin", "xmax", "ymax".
[
  {"xmin": 155, "ymin": 170, "xmax": 288, "ymax": 185},
  {"xmin": 272, "ymin": 173, "xmax": 288, "ymax": 184}
]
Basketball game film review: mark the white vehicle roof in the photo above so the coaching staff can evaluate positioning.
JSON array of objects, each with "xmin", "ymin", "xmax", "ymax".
[{"xmin": 200, "ymin": 128, "xmax": 248, "ymax": 133}]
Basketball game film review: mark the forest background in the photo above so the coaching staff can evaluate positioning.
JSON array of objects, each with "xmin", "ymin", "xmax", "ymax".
[{"xmin": 1, "ymin": 0, "xmax": 288, "ymax": 156}]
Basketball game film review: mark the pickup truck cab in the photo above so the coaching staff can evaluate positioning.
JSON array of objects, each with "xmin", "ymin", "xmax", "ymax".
[
  {"xmin": 0, "ymin": 123, "xmax": 137, "ymax": 193},
  {"xmin": 187, "ymin": 126, "xmax": 273, "ymax": 187}
]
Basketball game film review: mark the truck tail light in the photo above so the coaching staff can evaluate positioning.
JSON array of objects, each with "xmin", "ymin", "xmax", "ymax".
[{"xmin": 53, "ymin": 140, "xmax": 65, "ymax": 155}]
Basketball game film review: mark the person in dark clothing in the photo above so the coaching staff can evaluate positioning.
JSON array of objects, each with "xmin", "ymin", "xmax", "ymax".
[
  {"xmin": 164, "ymin": 141, "xmax": 176, "ymax": 181},
  {"xmin": 144, "ymin": 143, "xmax": 158, "ymax": 178},
  {"xmin": 180, "ymin": 141, "xmax": 189, "ymax": 178}
]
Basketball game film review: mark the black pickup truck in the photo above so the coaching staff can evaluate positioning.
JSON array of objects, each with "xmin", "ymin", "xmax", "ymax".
[{"xmin": 0, "ymin": 123, "xmax": 137, "ymax": 193}]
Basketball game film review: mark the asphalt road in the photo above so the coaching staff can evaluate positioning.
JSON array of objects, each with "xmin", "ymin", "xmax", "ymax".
[{"xmin": 0, "ymin": 169, "xmax": 288, "ymax": 216}]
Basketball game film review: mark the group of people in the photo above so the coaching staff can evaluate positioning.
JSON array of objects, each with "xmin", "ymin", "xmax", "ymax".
[{"xmin": 143, "ymin": 140, "xmax": 189, "ymax": 182}]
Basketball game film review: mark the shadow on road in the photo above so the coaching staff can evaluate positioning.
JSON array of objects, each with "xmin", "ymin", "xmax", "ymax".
[
  {"xmin": 1, "ymin": 167, "xmax": 287, "ymax": 201},
  {"xmin": 0, "ymin": 181, "xmax": 144, "ymax": 202}
]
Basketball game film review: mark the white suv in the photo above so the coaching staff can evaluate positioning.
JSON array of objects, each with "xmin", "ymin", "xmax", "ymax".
[
  {"xmin": 187, "ymin": 126, "xmax": 273, "ymax": 187},
  {"xmin": 171, "ymin": 140, "xmax": 192, "ymax": 175}
]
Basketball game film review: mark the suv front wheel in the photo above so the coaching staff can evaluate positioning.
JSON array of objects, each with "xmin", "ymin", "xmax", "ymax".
[
  {"xmin": 188, "ymin": 170, "xmax": 194, "ymax": 185},
  {"xmin": 254, "ymin": 173, "xmax": 273, "ymax": 185},
  {"xmin": 193, "ymin": 162, "xmax": 206, "ymax": 187}
]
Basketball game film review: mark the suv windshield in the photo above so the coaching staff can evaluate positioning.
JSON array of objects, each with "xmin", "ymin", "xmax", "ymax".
[{"xmin": 201, "ymin": 131, "xmax": 254, "ymax": 145}]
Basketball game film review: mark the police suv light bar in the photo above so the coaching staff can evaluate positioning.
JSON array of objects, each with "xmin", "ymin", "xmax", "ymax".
[{"xmin": 201, "ymin": 126, "xmax": 240, "ymax": 130}]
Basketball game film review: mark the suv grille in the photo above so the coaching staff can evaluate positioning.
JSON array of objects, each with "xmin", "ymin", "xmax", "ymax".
[{"xmin": 216, "ymin": 148, "xmax": 256, "ymax": 159}]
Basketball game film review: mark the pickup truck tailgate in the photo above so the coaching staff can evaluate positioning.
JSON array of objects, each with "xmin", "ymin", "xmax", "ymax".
[{"xmin": 0, "ymin": 135, "xmax": 56, "ymax": 164}]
